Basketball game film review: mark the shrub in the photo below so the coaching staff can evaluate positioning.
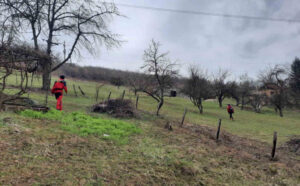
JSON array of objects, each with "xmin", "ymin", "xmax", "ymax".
[{"xmin": 110, "ymin": 77, "xmax": 124, "ymax": 87}]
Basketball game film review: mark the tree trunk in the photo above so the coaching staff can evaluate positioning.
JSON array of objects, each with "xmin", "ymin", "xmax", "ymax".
[
  {"xmin": 198, "ymin": 99, "xmax": 203, "ymax": 114},
  {"xmin": 31, "ymin": 22, "xmax": 39, "ymax": 51},
  {"xmin": 241, "ymin": 97, "xmax": 244, "ymax": 110},
  {"xmin": 156, "ymin": 99, "xmax": 164, "ymax": 116},
  {"xmin": 279, "ymin": 107, "xmax": 283, "ymax": 117},
  {"xmin": 218, "ymin": 96, "xmax": 223, "ymax": 108},
  {"xmin": 235, "ymin": 98, "xmax": 240, "ymax": 106},
  {"xmin": 42, "ymin": 61, "xmax": 52, "ymax": 90},
  {"xmin": 198, "ymin": 105, "xmax": 203, "ymax": 114}
]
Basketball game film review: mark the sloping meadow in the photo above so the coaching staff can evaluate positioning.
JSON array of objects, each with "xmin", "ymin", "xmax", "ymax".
[{"xmin": 20, "ymin": 109, "xmax": 141, "ymax": 144}]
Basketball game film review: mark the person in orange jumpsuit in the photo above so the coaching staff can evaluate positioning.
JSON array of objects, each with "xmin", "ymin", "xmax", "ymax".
[
  {"xmin": 227, "ymin": 104, "xmax": 234, "ymax": 120},
  {"xmin": 51, "ymin": 75, "xmax": 67, "ymax": 110}
]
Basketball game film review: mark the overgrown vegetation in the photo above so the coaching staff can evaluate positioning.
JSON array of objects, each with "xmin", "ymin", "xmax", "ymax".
[
  {"xmin": 20, "ymin": 109, "xmax": 141, "ymax": 144},
  {"xmin": 0, "ymin": 73, "xmax": 299, "ymax": 185}
]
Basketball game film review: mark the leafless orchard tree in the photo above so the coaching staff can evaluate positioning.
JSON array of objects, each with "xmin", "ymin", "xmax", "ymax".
[
  {"xmin": 260, "ymin": 65, "xmax": 289, "ymax": 117},
  {"xmin": 239, "ymin": 74, "xmax": 255, "ymax": 110},
  {"xmin": 141, "ymin": 39, "xmax": 178, "ymax": 116},
  {"xmin": 0, "ymin": 0, "xmax": 121, "ymax": 90},
  {"xmin": 249, "ymin": 91, "xmax": 267, "ymax": 113},
  {"xmin": 182, "ymin": 67, "xmax": 213, "ymax": 114},
  {"xmin": 127, "ymin": 73, "xmax": 145, "ymax": 96},
  {"xmin": 213, "ymin": 69, "xmax": 230, "ymax": 108},
  {"xmin": 227, "ymin": 81, "xmax": 240, "ymax": 106}
]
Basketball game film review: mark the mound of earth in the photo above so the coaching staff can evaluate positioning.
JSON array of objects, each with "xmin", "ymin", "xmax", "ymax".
[{"xmin": 92, "ymin": 99, "xmax": 135, "ymax": 118}]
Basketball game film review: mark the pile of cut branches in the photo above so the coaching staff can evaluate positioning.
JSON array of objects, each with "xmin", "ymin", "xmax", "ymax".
[{"xmin": 92, "ymin": 99, "xmax": 135, "ymax": 118}]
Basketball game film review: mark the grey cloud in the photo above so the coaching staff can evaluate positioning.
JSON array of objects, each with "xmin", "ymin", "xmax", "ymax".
[{"xmin": 76, "ymin": 0, "xmax": 300, "ymax": 79}]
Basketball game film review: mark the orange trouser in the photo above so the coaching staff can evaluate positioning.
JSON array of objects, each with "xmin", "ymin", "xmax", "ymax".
[{"xmin": 55, "ymin": 93, "xmax": 63, "ymax": 110}]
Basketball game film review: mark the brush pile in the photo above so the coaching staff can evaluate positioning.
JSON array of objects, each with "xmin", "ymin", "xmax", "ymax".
[
  {"xmin": 92, "ymin": 99, "xmax": 135, "ymax": 118},
  {"xmin": 284, "ymin": 136, "xmax": 300, "ymax": 155},
  {"xmin": 3, "ymin": 97, "xmax": 49, "ymax": 112}
]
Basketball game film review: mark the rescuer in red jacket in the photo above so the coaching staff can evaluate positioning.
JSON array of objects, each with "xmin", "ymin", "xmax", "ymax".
[
  {"xmin": 227, "ymin": 104, "xmax": 234, "ymax": 120},
  {"xmin": 51, "ymin": 75, "xmax": 67, "ymax": 111}
]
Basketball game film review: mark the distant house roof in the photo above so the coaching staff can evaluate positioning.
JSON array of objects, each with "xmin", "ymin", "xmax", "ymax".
[{"xmin": 260, "ymin": 83, "xmax": 279, "ymax": 90}]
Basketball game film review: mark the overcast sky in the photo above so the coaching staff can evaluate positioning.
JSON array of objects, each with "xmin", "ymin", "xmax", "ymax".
[{"xmin": 74, "ymin": 0, "xmax": 300, "ymax": 79}]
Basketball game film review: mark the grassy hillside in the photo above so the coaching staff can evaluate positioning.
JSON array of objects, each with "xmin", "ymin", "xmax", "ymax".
[
  {"xmin": 0, "ymin": 74, "xmax": 299, "ymax": 185},
  {"xmin": 13, "ymin": 74, "xmax": 300, "ymax": 144}
]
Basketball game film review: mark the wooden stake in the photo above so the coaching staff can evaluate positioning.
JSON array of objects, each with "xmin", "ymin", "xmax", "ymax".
[
  {"xmin": 121, "ymin": 90, "xmax": 125, "ymax": 100},
  {"xmin": 180, "ymin": 108, "xmax": 187, "ymax": 127},
  {"xmin": 107, "ymin": 91, "xmax": 111, "ymax": 101},
  {"xmin": 216, "ymin": 119, "xmax": 222, "ymax": 141},
  {"xmin": 95, "ymin": 84, "xmax": 104, "ymax": 102},
  {"xmin": 73, "ymin": 84, "xmax": 78, "ymax": 97},
  {"xmin": 78, "ymin": 86, "xmax": 85, "ymax": 96},
  {"xmin": 136, "ymin": 95, "xmax": 139, "ymax": 109},
  {"xmin": 95, "ymin": 87, "xmax": 100, "ymax": 102},
  {"xmin": 15, "ymin": 72, "xmax": 18, "ymax": 84},
  {"xmin": 271, "ymin": 131, "xmax": 277, "ymax": 159}
]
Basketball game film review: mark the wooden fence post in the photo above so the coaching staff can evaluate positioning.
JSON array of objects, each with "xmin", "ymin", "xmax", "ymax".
[
  {"xmin": 216, "ymin": 119, "xmax": 222, "ymax": 141},
  {"xmin": 136, "ymin": 95, "xmax": 139, "ymax": 109},
  {"xmin": 121, "ymin": 90, "xmax": 125, "ymax": 100},
  {"xmin": 78, "ymin": 86, "xmax": 85, "ymax": 96},
  {"xmin": 95, "ymin": 84, "xmax": 104, "ymax": 102},
  {"xmin": 95, "ymin": 88, "xmax": 99, "ymax": 102},
  {"xmin": 16, "ymin": 72, "xmax": 18, "ymax": 84},
  {"xmin": 73, "ymin": 84, "xmax": 78, "ymax": 97},
  {"xmin": 271, "ymin": 131, "xmax": 277, "ymax": 160},
  {"xmin": 107, "ymin": 91, "xmax": 111, "ymax": 101},
  {"xmin": 95, "ymin": 86, "xmax": 100, "ymax": 102},
  {"xmin": 180, "ymin": 108, "xmax": 187, "ymax": 127}
]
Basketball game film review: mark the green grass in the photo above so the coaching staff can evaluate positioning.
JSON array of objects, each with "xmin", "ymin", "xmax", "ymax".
[
  {"xmin": 1, "ymin": 73, "xmax": 300, "ymax": 185},
  {"xmin": 6, "ymin": 72, "xmax": 300, "ymax": 144},
  {"xmin": 20, "ymin": 109, "xmax": 141, "ymax": 144}
]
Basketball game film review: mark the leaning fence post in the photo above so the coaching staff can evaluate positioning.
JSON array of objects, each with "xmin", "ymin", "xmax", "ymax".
[
  {"xmin": 271, "ymin": 131, "xmax": 277, "ymax": 160},
  {"xmin": 78, "ymin": 86, "xmax": 85, "ymax": 96},
  {"xmin": 73, "ymin": 84, "xmax": 78, "ymax": 97},
  {"xmin": 216, "ymin": 119, "xmax": 222, "ymax": 141},
  {"xmin": 107, "ymin": 91, "xmax": 111, "ymax": 101},
  {"xmin": 121, "ymin": 90, "xmax": 125, "ymax": 100},
  {"xmin": 180, "ymin": 108, "xmax": 187, "ymax": 127},
  {"xmin": 136, "ymin": 95, "xmax": 139, "ymax": 109}
]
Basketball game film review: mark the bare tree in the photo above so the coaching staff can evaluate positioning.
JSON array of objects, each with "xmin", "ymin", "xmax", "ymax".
[
  {"xmin": 182, "ymin": 67, "xmax": 213, "ymax": 114},
  {"xmin": 260, "ymin": 65, "xmax": 289, "ymax": 117},
  {"xmin": 127, "ymin": 73, "xmax": 144, "ymax": 96},
  {"xmin": 227, "ymin": 81, "xmax": 240, "ymax": 106},
  {"xmin": 141, "ymin": 39, "xmax": 178, "ymax": 116},
  {"xmin": 0, "ymin": 0, "xmax": 44, "ymax": 50},
  {"xmin": 249, "ymin": 91, "xmax": 267, "ymax": 113},
  {"xmin": 0, "ymin": 0, "xmax": 121, "ymax": 90},
  {"xmin": 213, "ymin": 69, "xmax": 230, "ymax": 108},
  {"xmin": 239, "ymin": 74, "xmax": 255, "ymax": 110}
]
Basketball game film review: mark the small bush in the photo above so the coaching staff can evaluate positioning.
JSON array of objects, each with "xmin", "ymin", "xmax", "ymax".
[
  {"xmin": 110, "ymin": 77, "xmax": 124, "ymax": 87},
  {"xmin": 20, "ymin": 109, "xmax": 141, "ymax": 144}
]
